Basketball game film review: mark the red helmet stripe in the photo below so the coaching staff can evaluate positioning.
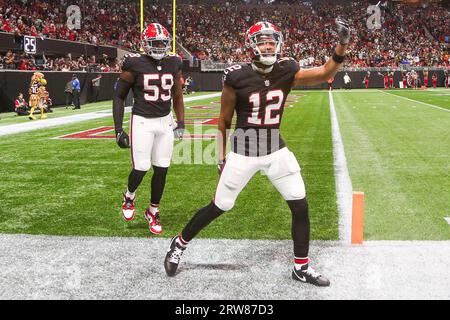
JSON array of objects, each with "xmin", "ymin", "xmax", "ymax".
[{"xmin": 248, "ymin": 23, "xmax": 263, "ymax": 34}]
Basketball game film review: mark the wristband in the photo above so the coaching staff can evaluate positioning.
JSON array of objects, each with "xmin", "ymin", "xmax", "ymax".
[{"xmin": 332, "ymin": 52, "xmax": 345, "ymax": 64}]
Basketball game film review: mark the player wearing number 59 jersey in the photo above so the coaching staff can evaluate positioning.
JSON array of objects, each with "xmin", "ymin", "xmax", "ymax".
[
  {"xmin": 165, "ymin": 19, "xmax": 351, "ymax": 286},
  {"xmin": 112, "ymin": 23, "xmax": 185, "ymax": 235}
]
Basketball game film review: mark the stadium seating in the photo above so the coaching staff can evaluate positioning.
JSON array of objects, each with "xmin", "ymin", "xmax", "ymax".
[{"xmin": 0, "ymin": 0, "xmax": 448, "ymax": 69}]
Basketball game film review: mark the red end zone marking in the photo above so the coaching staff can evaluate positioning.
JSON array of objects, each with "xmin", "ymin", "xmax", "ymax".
[
  {"xmin": 56, "ymin": 126, "xmax": 217, "ymax": 140},
  {"xmin": 57, "ymin": 126, "xmax": 115, "ymax": 139}
]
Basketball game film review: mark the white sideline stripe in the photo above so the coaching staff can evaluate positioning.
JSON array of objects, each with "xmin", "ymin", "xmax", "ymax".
[
  {"xmin": 329, "ymin": 91, "xmax": 353, "ymax": 242},
  {"xmin": 445, "ymin": 217, "xmax": 450, "ymax": 226},
  {"xmin": 0, "ymin": 110, "xmax": 119, "ymax": 137},
  {"xmin": 0, "ymin": 93, "xmax": 222, "ymax": 137},
  {"xmin": 377, "ymin": 90, "xmax": 450, "ymax": 113}
]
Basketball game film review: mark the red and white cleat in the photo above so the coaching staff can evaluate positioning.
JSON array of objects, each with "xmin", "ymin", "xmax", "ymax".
[
  {"xmin": 144, "ymin": 207, "xmax": 163, "ymax": 235},
  {"xmin": 122, "ymin": 193, "xmax": 136, "ymax": 221}
]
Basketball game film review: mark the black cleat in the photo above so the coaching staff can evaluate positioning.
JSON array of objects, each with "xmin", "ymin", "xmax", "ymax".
[
  {"xmin": 292, "ymin": 264, "xmax": 330, "ymax": 287},
  {"xmin": 164, "ymin": 236, "xmax": 185, "ymax": 277}
]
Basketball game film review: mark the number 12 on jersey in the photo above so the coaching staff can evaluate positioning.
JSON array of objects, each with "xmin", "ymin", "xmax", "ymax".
[{"xmin": 248, "ymin": 90, "xmax": 284, "ymax": 125}]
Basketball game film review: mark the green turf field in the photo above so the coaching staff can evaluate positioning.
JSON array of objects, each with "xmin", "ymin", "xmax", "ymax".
[
  {"xmin": 380, "ymin": 88, "xmax": 450, "ymax": 110},
  {"xmin": 0, "ymin": 92, "xmax": 338, "ymax": 240},
  {"xmin": 333, "ymin": 89, "xmax": 450, "ymax": 240},
  {"xmin": 0, "ymin": 89, "xmax": 448, "ymax": 240}
]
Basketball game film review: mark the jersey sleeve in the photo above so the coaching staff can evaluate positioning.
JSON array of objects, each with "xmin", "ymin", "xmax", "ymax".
[
  {"xmin": 121, "ymin": 54, "xmax": 141, "ymax": 73},
  {"xmin": 223, "ymin": 65, "xmax": 242, "ymax": 88},
  {"xmin": 121, "ymin": 56, "xmax": 132, "ymax": 72},
  {"xmin": 283, "ymin": 58, "xmax": 300, "ymax": 76}
]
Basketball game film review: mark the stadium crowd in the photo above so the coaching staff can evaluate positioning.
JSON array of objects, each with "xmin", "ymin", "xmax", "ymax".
[
  {"xmin": 0, "ymin": 0, "xmax": 448, "ymax": 68},
  {"xmin": 176, "ymin": 1, "xmax": 449, "ymax": 67},
  {"xmin": 0, "ymin": 50, "xmax": 120, "ymax": 71}
]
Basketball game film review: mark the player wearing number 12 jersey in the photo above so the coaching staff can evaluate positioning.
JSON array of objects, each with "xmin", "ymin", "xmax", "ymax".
[
  {"xmin": 165, "ymin": 19, "xmax": 351, "ymax": 286},
  {"xmin": 112, "ymin": 23, "xmax": 185, "ymax": 235}
]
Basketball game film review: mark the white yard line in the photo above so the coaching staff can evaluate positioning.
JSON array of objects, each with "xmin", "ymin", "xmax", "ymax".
[
  {"xmin": 329, "ymin": 91, "xmax": 353, "ymax": 242},
  {"xmin": 377, "ymin": 90, "xmax": 450, "ymax": 113},
  {"xmin": 0, "ymin": 93, "xmax": 222, "ymax": 137}
]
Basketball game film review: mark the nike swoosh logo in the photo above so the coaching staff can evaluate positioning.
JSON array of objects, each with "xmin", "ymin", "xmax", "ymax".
[{"xmin": 294, "ymin": 272, "xmax": 306, "ymax": 282}]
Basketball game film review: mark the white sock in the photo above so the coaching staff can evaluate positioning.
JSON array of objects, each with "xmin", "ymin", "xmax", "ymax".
[
  {"xmin": 149, "ymin": 203, "xmax": 159, "ymax": 214},
  {"xmin": 126, "ymin": 189, "xmax": 135, "ymax": 200}
]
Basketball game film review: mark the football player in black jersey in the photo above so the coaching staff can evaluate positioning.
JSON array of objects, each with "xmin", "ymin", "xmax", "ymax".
[
  {"xmin": 165, "ymin": 19, "xmax": 350, "ymax": 286},
  {"xmin": 113, "ymin": 23, "xmax": 185, "ymax": 235}
]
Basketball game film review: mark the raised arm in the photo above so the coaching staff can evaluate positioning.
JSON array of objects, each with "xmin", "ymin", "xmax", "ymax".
[{"xmin": 293, "ymin": 18, "xmax": 350, "ymax": 87}]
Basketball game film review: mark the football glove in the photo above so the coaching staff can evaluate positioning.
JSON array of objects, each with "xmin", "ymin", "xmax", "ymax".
[
  {"xmin": 116, "ymin": 130, "xmax": 130, "ymax": 148},
  {"xmin": 218, "ymin": 159, "xmax": 226, "ymax": 175},
  {"xmin": 335, "ymin": 17, "xmax": 350, "ymax": 45},
  {"xmin": 173, "ymin": 121, "xmax": 185, "ymax": 140}
]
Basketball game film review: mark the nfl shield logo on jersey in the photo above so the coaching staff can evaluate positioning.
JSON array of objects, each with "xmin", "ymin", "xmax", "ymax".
[{"xmin": 265, "ymin": 80, "xmax": 270, "ymax": 87}]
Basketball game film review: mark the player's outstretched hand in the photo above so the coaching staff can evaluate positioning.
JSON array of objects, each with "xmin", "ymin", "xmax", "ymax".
[
  {"xmin": 173, "ymin": 121, "xmax": 185, "ymax": 140},
  {"xmin": 116, "ymin": 130, "xmax": 130, "ymax": 148},
  {"xmin": 335, "ymin": 17, "xmax": 350, "ymax": 45}
]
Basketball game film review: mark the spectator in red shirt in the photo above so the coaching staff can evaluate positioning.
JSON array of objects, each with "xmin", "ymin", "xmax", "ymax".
[
  {"xmin": 30, "ymin": 25, "xmax": 38, "ymax": 37},
  {"xmin": 2, "ymin": 19, "xmax": 12, "ymax": 33},
  {"xmin": 15, "ymin": 93, "xmax": 29, "ymax": 116},
  {"xmin": 19, "ymin": 58, "xmax": 29, "ymax": 70}
]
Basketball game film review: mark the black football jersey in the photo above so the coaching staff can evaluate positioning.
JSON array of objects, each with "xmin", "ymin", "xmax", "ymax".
[
  {"xmin": 122, "ymin": 53, "xmax": 183, "ymax": 118},
  {"xmin": 223, "ymin": 58, "xmax": 300, "ymax": 156}
]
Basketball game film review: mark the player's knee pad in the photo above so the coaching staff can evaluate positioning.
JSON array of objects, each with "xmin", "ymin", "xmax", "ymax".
[
  {"xmin": 152, "ymin": 157, "xmax": 171, "ymax": 168},
  {"xmin": 214, "ymin": 169, "xmax": 240, "ymax": 211},
  {"xmin": 285, "ymin": 189, "xmax": 306, "ymax": 201},
  {"xmin": 214, "ymin": 197, "xmax": 235, "ymax": 212},
  {"xmin": 215, "ymin": 178, "xmax": 243, "ymax": 211},
  {"xmin": 134, "ymin": 159, "xmax": 151, "ymax": 172},
  {"xmin": 214, "ymin": 166, "xmax": 246, "ymax": 211}
]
